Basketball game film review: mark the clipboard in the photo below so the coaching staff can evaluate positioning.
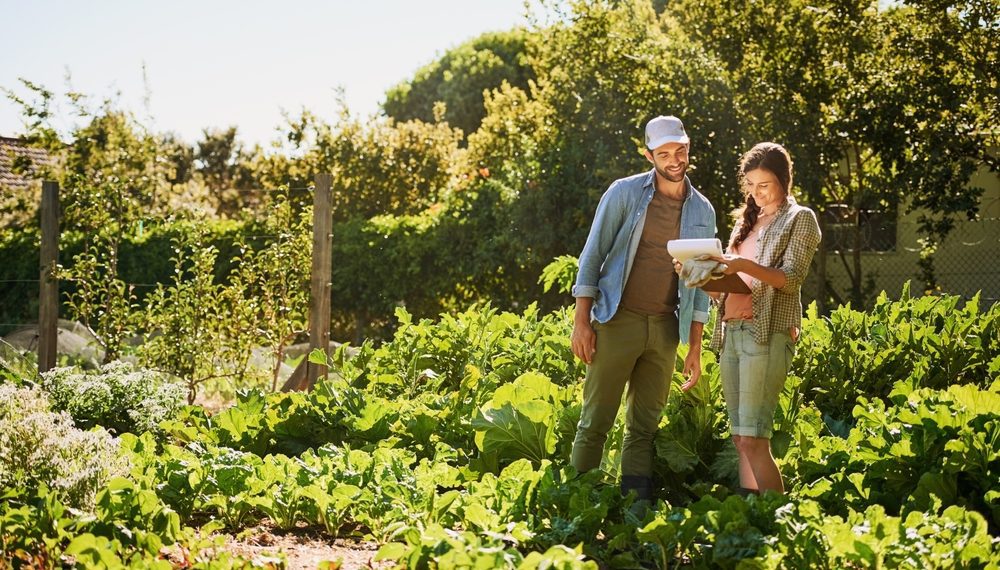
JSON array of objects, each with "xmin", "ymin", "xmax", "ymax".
[
  {"xmin": 666, "ymin": 238, "xmax": 723, "ymax": 263},
  {"xmin": 666, "ymin": 238, "xmax": 751, "ymax": 294},
  {"xmin": 699, "ymin": 272, "xmax": 751, "ymax": 294}
]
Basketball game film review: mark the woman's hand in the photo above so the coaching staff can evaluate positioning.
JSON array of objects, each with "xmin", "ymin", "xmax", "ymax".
[
  {"xmin": 672, "ymin": 259, "xmax": 683, "ymax": 275},
  {"xmin": 709, "ymin": 254, "xmax": 748, "ymax": 275},
  {"xmin": 710, "ymin": 254, "xmax": 788, "ymax": 289}
]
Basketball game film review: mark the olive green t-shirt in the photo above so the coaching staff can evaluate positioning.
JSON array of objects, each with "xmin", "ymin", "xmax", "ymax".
[{"xmin": 620, "ymin": 191, "xmax": 683, "ymax": 315}]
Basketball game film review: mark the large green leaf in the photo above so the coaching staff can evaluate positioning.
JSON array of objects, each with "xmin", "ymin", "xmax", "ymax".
[
  {"xmin": 473, "ymin": 402, "xmax": 556, "ymax": 463},
  {"xmin": 491, "ymin": 372, "xmax": 563, "ymax": 407}
]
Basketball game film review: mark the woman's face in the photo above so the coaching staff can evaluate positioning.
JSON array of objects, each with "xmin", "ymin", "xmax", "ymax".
[{"xmin": 742, "ymin": 168, "xmax": 784, "ymax": 213}]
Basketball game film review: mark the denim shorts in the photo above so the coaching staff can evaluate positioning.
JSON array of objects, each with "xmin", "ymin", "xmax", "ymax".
[{"xmin": 719, "ymin": 320, "xmax": 795, "ymax": 439}]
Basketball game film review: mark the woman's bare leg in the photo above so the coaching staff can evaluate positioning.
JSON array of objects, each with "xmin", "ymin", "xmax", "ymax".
[{"xmin": 738, "ymin": 436, "xmax": 783, "ymax": 493}]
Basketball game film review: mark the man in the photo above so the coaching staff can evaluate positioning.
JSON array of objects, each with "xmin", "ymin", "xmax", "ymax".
[{"xmin": 570, "ymin": 115, "xmax": 716, "ymax": 501}]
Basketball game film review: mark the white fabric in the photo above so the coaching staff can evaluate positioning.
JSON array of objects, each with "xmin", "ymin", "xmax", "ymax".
[{"xmin": 680, "ymin": 255, "xmax": 725, "ymax": 288}]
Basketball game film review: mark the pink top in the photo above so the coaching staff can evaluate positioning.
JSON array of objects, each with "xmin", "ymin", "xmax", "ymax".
[{"xmin": 722, "ymin": 229, "xmax": 758, "ymax": 321}]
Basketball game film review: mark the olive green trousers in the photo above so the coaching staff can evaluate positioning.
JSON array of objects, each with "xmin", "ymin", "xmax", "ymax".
[{"xmin": 571, "ymin": 309, "xmax": 679, "ymax": 477}]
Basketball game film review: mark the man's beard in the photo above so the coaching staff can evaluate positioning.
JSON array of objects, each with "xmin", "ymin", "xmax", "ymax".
[{"xmin": 657, "ymin": 162, "xmax": 687, "ymax": 183}]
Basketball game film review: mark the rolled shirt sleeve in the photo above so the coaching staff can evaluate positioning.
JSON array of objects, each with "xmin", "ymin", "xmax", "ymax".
[
  {"xmin": 777, "ymin": 209, "xmax": 822, "ymax": 292},
  {"xmin": 693, "ymin": 281, "xmax": 711, "ymax": 323},
  {"xmin": 573, "ymin": 181, "xmax": 624, "ymax": 299}
]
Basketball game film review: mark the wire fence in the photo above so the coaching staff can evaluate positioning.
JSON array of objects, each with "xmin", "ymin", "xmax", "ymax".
[
  {"xmin": 804, "ymin": 215, "xmax": 1000, "ymax": 308},
  {"xmin": 5, "ymin": 192, "xmax": 1000, "ymax": 340},
  {"xmin": 0, "ymin": 185, "xmax": 321, "ymax": 339}
]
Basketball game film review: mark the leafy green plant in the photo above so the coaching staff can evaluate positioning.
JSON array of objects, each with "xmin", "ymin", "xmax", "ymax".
[
  {"xmin": 786, "ymin": 382, "xmax": 1000, "ymax": 528},
  {"xmin": 539, "ymin": 255, "xmax": 580, "ymax": 296},
  {"xmin": 471, "ymin": 372, "xmax": 578, "ymax": 471},
  {"xmin": 39, "ymin": 361, "xmax": 185, "ymax": 435},
  {"xmin": 0, "ymin": 485, "xmax": 78, "ymax": 568},
  {"xmin": 138, "ymin": 229, "xmax": 232, "ymax": 404},
  {"xmin": 0, "ymin": 384, "xmax": 127, "ymax": 509},
  {"xmin": 796, "ymin": 285, "xmax": 1000, "ymax": 422},
  {"xmin": 121, "ymin": 435, "xmax": 208, "ymax": 522},
  {"xmin": 59, "ymin": 170, "xmax": 151, "ymax": 363},
  {"xmin": 252, "ymin": 455, "xmax": 312, "ymax": 531},
  {"xmin": 225, "ymin": 190, "xmax": 311, "ymax": 392},
  {"xmin": 199, "ymin": 446, "xmax": 267, "ymax": 530},
  {"xmin": 301, "ymin": 482, "xmax": 360, "ymax": 536}
]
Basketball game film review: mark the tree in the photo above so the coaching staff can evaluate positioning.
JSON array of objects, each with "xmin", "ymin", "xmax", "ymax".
[
  {"xmin": 463, "ymin": 0, "xmax": 743, "ymax": 300},
  {"xmin": 249, "ymin": 106, "xmax": 463, "ymax": 222},
  {"xmin": 383, "ymin": 29, "xmax": 536, "ymax": 135},
  {"xmin": 671, "ymin": 0, "xmax": 997, "ymax": 307},
  {"xmin": 194, "ymin": 126, "xmax": 255, "ymax": 216}
]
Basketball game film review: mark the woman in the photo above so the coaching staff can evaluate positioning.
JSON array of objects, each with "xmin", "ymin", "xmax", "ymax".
[{"xmin": 709, "ymin": 142, "xmax": 821, "ymax": 495}]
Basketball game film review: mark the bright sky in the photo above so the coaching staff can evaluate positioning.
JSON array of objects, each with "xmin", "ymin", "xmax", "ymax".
[{"xmin": 0, "ymin": 1, "xmax": 537, "ymax": 148}]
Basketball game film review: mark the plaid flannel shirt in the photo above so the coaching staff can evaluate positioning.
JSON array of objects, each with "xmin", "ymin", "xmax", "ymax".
[{"xmin": 710, "ymin": 196, "xmax": 821, "ymax": 351}]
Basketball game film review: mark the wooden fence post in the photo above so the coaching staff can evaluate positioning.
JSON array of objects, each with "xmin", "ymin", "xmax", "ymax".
[
  {"xmin": 38, "ymin": 181, "xmax": 59, "ymax": 373},
  {"xmin": 304, "ymin": 173, "xmax": 333, "ymax": 389},
  {"xmin": 278, "ymin": 174, "xmax": 334, "ymax": 392}
]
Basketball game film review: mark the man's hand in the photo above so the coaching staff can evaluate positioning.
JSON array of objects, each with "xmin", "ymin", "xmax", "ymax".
[
  {"xmin": 681, "ymin": 319, "xmax": 705, "ymax": 392},
  {"xmin": 572, "ymin": 297, "xmax": 597, "ymax": 365},
  {"xmin": 681, "ymin": 347, "xmax": 702, "ymax": 391},
  {"xmin": 571, "ymin": 321, "xmax": 597, "ymax": 365}
]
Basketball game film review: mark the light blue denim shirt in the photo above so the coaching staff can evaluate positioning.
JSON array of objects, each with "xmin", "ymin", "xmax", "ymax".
[{"xmin": 572, "ymin": 169, "xmax": 716, "ymax": 345}]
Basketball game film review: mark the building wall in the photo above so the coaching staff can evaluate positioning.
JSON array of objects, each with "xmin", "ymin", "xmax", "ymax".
[{"xmin": 813, "ymin": 161, "xmax": 1000, "ymax": 306}]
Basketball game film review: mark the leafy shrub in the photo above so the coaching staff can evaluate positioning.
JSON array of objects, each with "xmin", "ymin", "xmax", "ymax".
[
  {"xmin": 0, "ymin": 384, "xmax": 127, "ymax": 509},
  {"xmin": 40, "ymin": 361, "xmax": 186, "ymax": 435},
  {"xmin": 796, "ymin": 284, "xmax": 1000, "ymax": 422},
  {"xmin": 785, "ymin": 382, "xmax": 1000, "ymax": 528},
  {"xmin": 635, "ymin": 493, "xmax": 1000, "ymax": 569}
]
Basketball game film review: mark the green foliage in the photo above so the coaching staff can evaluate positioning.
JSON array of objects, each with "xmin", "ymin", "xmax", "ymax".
[
  {"xmin": 539, "ymin": 255, "xmax": 579, "ymax": 295},
  {"xmin": 669, "ymin": 0, "xmax": 996, "ymax": 303},
  {"xmin": 0, "ymin": 483, "xmax": 264, "ymax": 568},
  {"xmin": 6, "ymin": 296, "xmax": 996, "ymax": 566},
  {"xmin": 0, "ymin": 218, "xmax": 246, "ymax": 339},
  {"xmin": 466, "ymin": 0, "xmax": 743, "ymax": 280},
  {"xmin": 653, "ymin": 349, "xmax": 729, "ymax": 487},
  {"xmin": 137, "ymin": 229, "xmax": 231, "ymax": 401},
  {"xmin": 375, "ymin": 524, "xmax": 598, "ymax": 570},
  {"xmin": 250, "ymin": 106, "xmax": 461, "ymax": 222},
  {"xmin": 2, "ymin": 78, "xmax": 253, "ymax": 222},
  {"xmin": 223, "ymin": 191, "xmax": 312, "ymax": 392},
  {"xmin": 4, "ymin": 0, "xmax": 996, "ymax": 340},
  {"xmin": 194, "ymin": 127, "xmax": 256, "ymax": 215},
  {"xmin": 383, "ymin": 29, "xmax": 536, "ymax": 135},
  {"xmin": 0, "ymin": 338, "xmax": 37, "ymax": 385},
  {"xmin": 786, "ymin": 382, "xmax": 1000, "ymax": 528},
  {"xmin": 632, "ymin": 492, "xmax": 1000, "ymax": 569},
  {"xmin": 39, "ymin": 361, "xmax": 185, "ymax": 435},
  {"xmin": 59, "ymin": 174, "xmax": 144, "ymax": 362},
  {"xmin": 0, "ymin": 385, "xmax": 127, "ymax": 510},
  {"xmin": 473, "ymin": 373, "xmax": 574, "ymax": 468},
  {"xmin": 795, "ymin": 284, "xmax": 1000, "ymax": 421}
]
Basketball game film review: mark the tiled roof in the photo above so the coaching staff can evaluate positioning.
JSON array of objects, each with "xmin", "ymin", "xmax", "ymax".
[{"xmin": 0, "ymin": 137, "xmax": 55, "ymax": 191}]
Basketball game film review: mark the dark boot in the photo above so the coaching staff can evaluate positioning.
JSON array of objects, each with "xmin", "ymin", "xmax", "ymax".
[
  {"xmin": 620, "ymin": 475, "xmax": 653, "ymax": 501},
  {"xmin": 735, "ymin": 487, "xmax": 760, "ymax": 498},
  {"xmin": 621, "ymin": 475, "xmax": 654, "ymax": 520}
]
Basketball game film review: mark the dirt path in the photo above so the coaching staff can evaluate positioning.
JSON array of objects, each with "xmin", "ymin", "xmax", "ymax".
[{"xmin": 220, "ymin": 523, "xmax": 392, "ymax": 570}]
